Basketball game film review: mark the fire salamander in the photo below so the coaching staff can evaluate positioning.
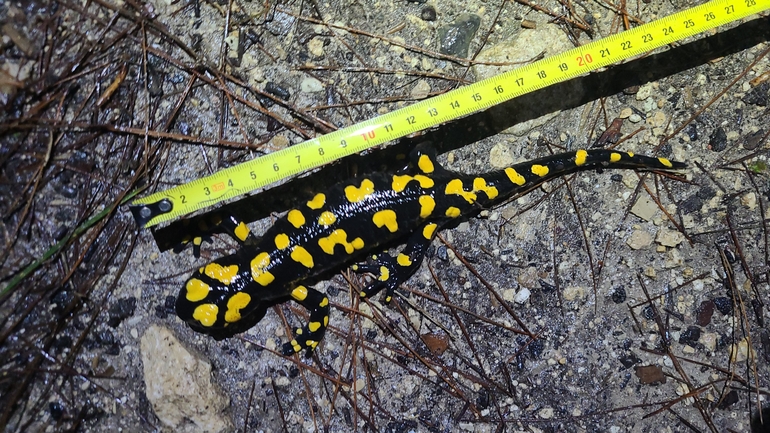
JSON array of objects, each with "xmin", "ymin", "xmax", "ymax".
[{"xmin": 176, "ymin": 146, "xmax": 685, "ymax": 356}]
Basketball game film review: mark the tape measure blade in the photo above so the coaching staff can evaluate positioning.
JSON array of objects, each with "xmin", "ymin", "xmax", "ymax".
[{"xmin": 130, "ymin": 0, "xmax": 770, "ymax": 228}]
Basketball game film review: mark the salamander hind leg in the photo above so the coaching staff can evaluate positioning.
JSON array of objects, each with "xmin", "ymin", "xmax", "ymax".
[
  {"xmin": 283, "ymin": 285, "xmax": 331, "ymax": 356},
  {"xmin": 353, "ymin": 222, "xmax": 439, "ymax": 303}
]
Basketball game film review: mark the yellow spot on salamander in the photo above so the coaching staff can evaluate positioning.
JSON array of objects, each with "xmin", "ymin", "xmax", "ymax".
[
  {"xmin": 287, "ymin": 209, "xmax": 306, "ymax": 228},
  {"xmin": 505, "ymin": 167, "xmax": 526, "ymax": 186},
  {"xmin": 422, "ymin": 223, "xmax": 437, "ymax": 239},
  {"xmin": 290, "ymin": 246, "xmax": 314, "ymax": 268},
  {"xmin": 307, "ymin": 193, "xmax": 326, "ymax": 210},
  {"xmin": 627, "ymin": 151, "xmax": 635, "ymax": 158},
  {"xmin": 391, "ymin": 174, "xmax": 435, "ymax": 193},
  {"xmin": 397, "ymin": 253, "xmax": 412, "ymax": 267},
  {"xmin": 418, "ymin": 195, "xmax": 435, "ymax": 218},
  {"xmin": 531, "ymin": 164, "xmax": 549, "ymax": 177},
  {"xmin": 320, "ymin": 297, "xmax": 329, "ymax": 307},
  {"xmin": 418, "ymin": 154, "xmax": 435, "ymax": 173},
  {"xmin": 610, "ymin": 152, "xmax": 622, "ymax": 163},
  {"xmin": 204, "ymin": 262, "xmax": 239, "ymax": 285},
  {"xmin": 185, "ymin": 278, "xmax": 210, "ymax": 302},
  {"xmin": 323, "ymin": 316, "xmax": 329, "ymax": 326},
  {"xmin": 250, "ymin": 252, "xmax": 275, "ymax": 286},
  {"xmin": 318, "ymin": 229, "xmax": 365, "ymax": 255},
  {"xmin": 658, "ymin": 157, "xmax": 673, "ymax": 168},
  {"xmin": 318, "ymin": 211, "xmax": 337, "ymax": 226},
  {"xmin": 291, "ymin": 286, "xmax": 308, "ymax": 301},
  {"xmin": 234, "ymin": 222, "xmax": 250, "ymax": 241},
  {"xmin": 274, "ymin": 233, "xmax": 290, "ymax": 250},
  {"xmin": 193, "ymin": 304, "xmax": 218, "ymax": 327},
  {"xmin": 224, "ymin": 292, "xmax": 251, "ymax": 323},
  {"xmin": 473, "ymin": 177, "xmax": 498, "ymax": 200},
  {"xmin": 345, "ymin": 179, "xmax": 375, "ymax": 203},
  {"xmin": 291, "ymin": 340, "xmax": 302, "ymax": 353},
  {"xmin": 575, "ymin": 149, "xmax": 588, "ymax": 166},
  {"xmin": 372, "ymin": 209, "xmax": 399, "ymax": 233},
  {"xmin": 378, "ymin": 265, "xmax": 390, "ymax": 281},
  {"xmin": 308, "ymin": 321, "xmax": 321, "ymax": 332},
  {"xmin": 445, "ymin": 207, "xmax": 460, "ymax": 218},
  {"xmin": 445, "ymin": 179, "xmax": 476, "ymax": 203},
  {"xmin": 306, "ymin": 340, "xmax": 318, "ymax": 349}
]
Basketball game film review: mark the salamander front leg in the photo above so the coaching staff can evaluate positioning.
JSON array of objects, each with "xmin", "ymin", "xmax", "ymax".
[
  {"xmin": 282, "ymin": 285, "xmax": 330, "ymax": 356},
  {"xmin": 174, "ymin": 213, "xmax": 258, "ymax": 257},
  {"xmin": 353, "ymin": 222, "xmax": 439, "ymax": 303}
]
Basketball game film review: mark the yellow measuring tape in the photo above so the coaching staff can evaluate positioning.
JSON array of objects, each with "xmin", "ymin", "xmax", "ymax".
[{"xmin": 130, "ymin": 0, "xmax": 769, "ymax": 228}]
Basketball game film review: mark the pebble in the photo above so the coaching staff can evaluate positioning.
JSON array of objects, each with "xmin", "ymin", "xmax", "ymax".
[
  {"xmin": 626, "ymin": 229, "xmax": 653, "ymax": 250},
  {"xmin": 308, "ymin": 36, "xmax": 325, "ymax": 57},
  {"xmin": 741, "ymin": 192, "xmax": 757, "ymax": 210},
  {"xmin": 709, "ymin": 127, "xmax": 728, "ymax": 152},
  {"xmin": 410, "ymin": 79, "xmax": 431, "ymax": 99},
  {"xmin": 420, "ymin": 5, "xmax": 437, "ymax": 21},
  {"xmin": 489, "ymin": 142, "xmax": 514, "ymax": 168},
  {"xmin": 636, "ymin": 83, "xmax": 654, "ymax": 101},
  {"xmin": 539, "ymin": 407, "xmax": 554, "ymax": 419},
  {"xmin": 514, "ymin": 288, "xmax": 531, "ymax": 304},
  {"xmin": 300, "ymin": 77, "xmax": 324, "ymax": 93},
  {"xmin": 437, "ymin": 14, "xmax": 480, "ymax": 58},
  {"xmin": 563, "ymin": 286, "xmax": 586, "ymax": 302},
  {"xmin": 655, "ymin": 228, "xmax": 685, "ymax": 247},
  {"xmin": 630, "ymin": 196, "xmax": 657, "ymax": 221},
  {"xmin": 618, "ymin": 107, "xmax": 633, "ymax": 118}
]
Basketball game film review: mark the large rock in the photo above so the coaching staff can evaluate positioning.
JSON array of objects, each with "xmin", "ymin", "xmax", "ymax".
[{"xmin": 141, "ymin": 325, "xmax": 233, "ymax": 433}]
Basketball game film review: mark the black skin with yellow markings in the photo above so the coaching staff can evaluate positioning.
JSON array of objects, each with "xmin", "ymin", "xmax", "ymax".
[{"xmin": 176, "ymin": 145, "xmax": 685, "ymax": 356}]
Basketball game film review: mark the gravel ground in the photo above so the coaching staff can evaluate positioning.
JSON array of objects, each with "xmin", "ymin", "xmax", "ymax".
[{"xmin": 1, "ymin": 0, "xmax": 769, "ymax": 432}]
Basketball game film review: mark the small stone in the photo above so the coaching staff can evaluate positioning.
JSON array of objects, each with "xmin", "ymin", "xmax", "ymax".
[
  {"xmin": 741, "ymin": 81, "xmax": 769, "ymax": 106},
  {"xmin": 437, "ymin": 14, "xmax": 481, "ymax": 58},
  {"xmin": 665, "ymin": 248, "xmax": 684, "ymax": 268},
  {"xmin": 635, "ymin": 365, "xmax": 665, "ymax": 384},
  {"xmin": 713, "ymin": 297, "xmax": 733, "ymax": 315},
  {"xmin": 514, "ymin": 288, "xmax": 531, "ymax": 304},
  {"xmin": 631, "ymin": 196, "xmax": 657, "ymax": 221},
  {"xmin": 611, "ymin": 287, "xmax": 626, "ymax": 304},
  {"xmin": 626, "ymin": 229, "xmax": 653, "ymax": 250},
  {"xmin": 655, "ymin": 228, "xmax": 685, "ymax": 247},
  {"xmin": 517, "ymin": 267, "xmax": 540, "ymax": 289},
  {"xmin": 730, "ymin": 338, "xmax": 755, "ymax": 363},
  {"xmin": 307, "ymin": 36, "xmax": 325, "ymax": 57},
  {"xmin": 563, "ymin": 286, "xmax": 585, "ymax": 302},
  {"xmin": 741, "ymin": 192, "xmax": 757, "ymax": 210},
  {"xmin": 628, "ymin": 113, "xmax": 643, "ymax": 123},
  {"xmin": 300, "ymin": 77, "xmax": 324, "ymax": 93},
  {"xmin": 618, "ymin": 107, "xmax": 633, "ymax": 118},
  {"xmin": 708, "ymin": 127, "xmax": 728, "ymax": 152},
  {"xmin": 420, "ymin": 5, "xmax": 437, "ymax": 21},
  {"xmin": 695, "ymin": 300, "xmax": 715, "ymax": 326},
  {"xmin": 539, "ymin": 407, "xmax": 554, "ymax": 419},
  {"xmin": 410, "ymin": 79, "xmax": 431, "ymax": 99},
  {"xmin": 489, "ymin": 142, "xmax": 514, "ymax": 168},
  {"xmin": 502, "ymin": 288, "xmax": 516, "ymax": 302},
  {"xmin": 678, "ymin": 326, "xmax": 701, "ymax": 346},
  {"xmin": 636, "ymin": 83, "xmax": 654, "ymax": 101},
  {"xmin": 701, "ymin": 333, "xmax": 718, "ymax": 352}
]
